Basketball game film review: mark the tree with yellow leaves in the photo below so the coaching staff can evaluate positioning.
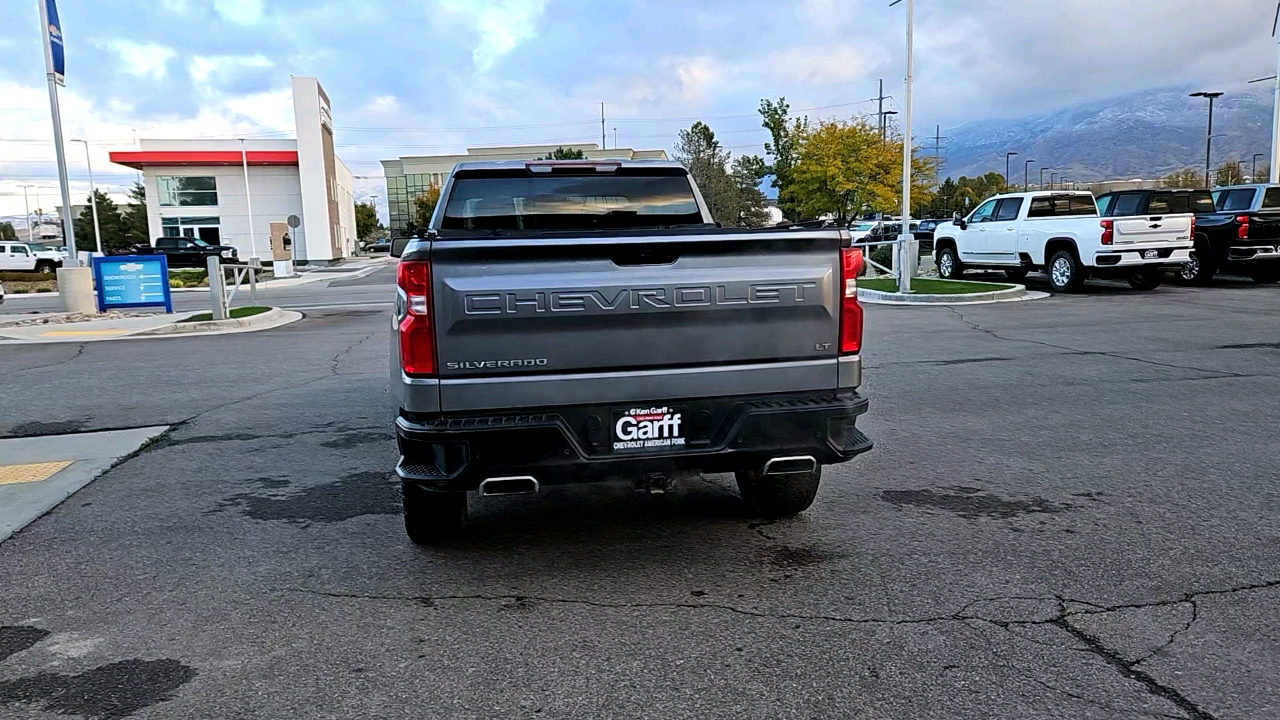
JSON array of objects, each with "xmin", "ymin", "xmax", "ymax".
[{"xmin": 788, "ymin": 118, "xmax": 937, "ymax": 222}]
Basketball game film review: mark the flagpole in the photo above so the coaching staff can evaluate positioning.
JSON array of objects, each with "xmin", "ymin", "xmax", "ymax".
[{"xmin": 38, "ymin": 0, "xmax": 77, "ymax": 266}]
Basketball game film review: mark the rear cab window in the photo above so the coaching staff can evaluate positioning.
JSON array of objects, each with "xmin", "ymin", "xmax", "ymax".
[
  {"xmin": 1027, "ymin": 195, "xmax": 1098, "ymax": 218},
  {"xmin": 1217, "ymin": 189, "xmax": 1257, "ymax": 212},
  {"xmin": 1149, "ymin": 192, "xmax": 1215, "ymax": 214},
  {"xmin": 440, "ymin": 166, "xmax": 707, "ymax": 233},
  {"xmin": 1262, "ymin": 187, "xmax": 1280, "ymax": 209},
  {"xmin": 1110, "ymin": 194, "xmax": 1144, "ymax": 217}
]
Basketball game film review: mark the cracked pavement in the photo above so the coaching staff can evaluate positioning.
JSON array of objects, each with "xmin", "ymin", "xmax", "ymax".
[{"xmin": 0, "ymin": 275, "xmax": 1278, "ymax": 718}]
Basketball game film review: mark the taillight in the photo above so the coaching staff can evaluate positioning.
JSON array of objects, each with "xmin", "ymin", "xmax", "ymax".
[
  {"xmin": 397, "ymin": 260, "xmax": 436, "ymax": 377},
  {"xmin": 839, "ymin": 247, "xmax": 864, "ymax": 355},
  {"xmin": 1237, "ymin": 215, "xmax": 1250, "ymax": 240},
  {"xmin": 1100, "ymin": 219, "xmax": 1114, "ymax": 245}
]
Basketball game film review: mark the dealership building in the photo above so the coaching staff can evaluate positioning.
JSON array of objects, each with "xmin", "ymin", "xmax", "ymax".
[
  {"xmin": 381, "ymin": 144, "xmax": 668, "ymax": 237},
  {"xmin": 110, "ymin": 77, "xmax": 357, "ymax": 264}
]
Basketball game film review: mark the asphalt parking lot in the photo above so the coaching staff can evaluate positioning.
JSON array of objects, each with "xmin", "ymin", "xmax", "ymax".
[{"xmin": 0, "ymin": 275, "xmax": 1277, "ymax": 719}]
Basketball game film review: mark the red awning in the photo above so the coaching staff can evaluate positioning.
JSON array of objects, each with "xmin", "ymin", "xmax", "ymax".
[{"xmin": 108, "ymin": 150, "xmax": 299, "ymax": 169}]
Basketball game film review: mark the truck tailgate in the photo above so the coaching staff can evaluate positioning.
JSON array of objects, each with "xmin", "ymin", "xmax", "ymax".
[
  {"xmin": 1112, "ymin": 214, "xmax": 1193, "ymax": 245},
  {"xmin": 429, "ymin": 231, "xmax": 842, "ymax": 407}
]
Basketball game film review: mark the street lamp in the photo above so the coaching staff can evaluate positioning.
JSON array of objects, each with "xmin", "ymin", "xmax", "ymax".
[
  {"xmin": 1005, "ymin": 152, "xmax": 1018, "ymax": 189},
  {"xmin": 881, "ymin": 110, "xmax": 899, "ymax": 141},
  {"xmin": 1023, "ymin": 159, "xmax": 1036, "ymax": 192},
  {"xmin": 1050, "ymin": 172, "xmax": 1058, "ymax": 190},
  {"xmin": 1253, "ymin": 153, "xmax": 1266, "ymax": 182},
  {"xmin": 1190, "ymin": 91, "xmax": 1224, "ymax": 189},
  {"xmin": 1040, "ymin": 167, "xmax": 1050, "ymax": 190},
  {"xmin": 19, "ymin": 185, "xmax": 37, "ymax": 243},
  {"xmin": 1061, "ymin": 177, "xmax": 1071, "ymax": 191},
  {"xmin": 71, "ymin": 139, "xmax": 103, "ymax": 256}
]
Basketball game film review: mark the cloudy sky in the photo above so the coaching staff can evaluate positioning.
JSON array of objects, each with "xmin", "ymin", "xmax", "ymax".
[{"xmin": 0, "ymin": 0, "xmax": 1277, "ymax": 218}]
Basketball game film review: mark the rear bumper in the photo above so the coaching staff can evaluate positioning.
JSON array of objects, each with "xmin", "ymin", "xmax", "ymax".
[
  {"xmin": 1226, "ymin": 245, "xmax": 1280, "ymax": 262},
  {"xmin": 1091, "ymin": 246, "xmax": 1191, "ymax": 268},
  {"xmin": 396, "ymin": 390, "xmax": 872, "ymax": 492}
]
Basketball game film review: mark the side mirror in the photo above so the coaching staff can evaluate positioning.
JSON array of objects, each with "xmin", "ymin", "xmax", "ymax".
[
  {"xmin": 952, "ymin": 211, "xmax": 963, "ymax": 223},
  {"xmin": 390, "ymin": 237, "xmax": 410, "ymax": 258}
]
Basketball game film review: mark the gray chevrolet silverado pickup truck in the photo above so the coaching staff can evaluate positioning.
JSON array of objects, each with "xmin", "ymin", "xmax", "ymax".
[{"xmin": 390, "ymin": 159, "xmax": 872, "ymax": 543}]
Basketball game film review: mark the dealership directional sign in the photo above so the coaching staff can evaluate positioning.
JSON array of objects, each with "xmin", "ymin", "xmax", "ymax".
[{"xmin": 92, "ymin": 256, "xmax": 173, "ymax": 313}]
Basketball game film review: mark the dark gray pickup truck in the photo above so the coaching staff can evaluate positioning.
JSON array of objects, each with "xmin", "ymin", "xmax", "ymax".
[{"xmin": 389, "ymin": 160, "xmax": 872, "ymax": 543}]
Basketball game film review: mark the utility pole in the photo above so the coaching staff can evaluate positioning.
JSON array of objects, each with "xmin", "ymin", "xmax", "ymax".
[
  {"xmin": 933, "ymin": 125, "xmax": 947, "ymax": 167},
  {"xmin": 1190, "ymin": 91, "xmax": 1223, "ymax": 188},
  {"xmin": 601, "ymin": 102, "xmax": 606, "ymax": 149},
  {"xmin": 877, "ymin": 79, "xmax": 886, "ymax": 139}
]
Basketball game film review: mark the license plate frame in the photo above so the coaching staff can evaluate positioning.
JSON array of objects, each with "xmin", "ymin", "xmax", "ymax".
[{"xmin": 610, "ymin": 405, "xmax": 687, "ymax": 454}]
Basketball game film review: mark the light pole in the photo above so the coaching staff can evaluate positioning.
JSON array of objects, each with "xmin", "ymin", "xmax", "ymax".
[
  {"xmin": 1024, "ymin": 159, "xmax": 1036, "ymax": 192},
  {"xmin": 71, "ymin": 139, "xmax": 103, "ymax": 255},
  {"xmin": 1040, "ymin": 168, "xmax": 1049, "ymax": 190},
  {"xmin": 20, "ymin": 185, "xmax": 37, "ymax": 243},
  {"xmin": 1253, "ymin": 153, "xmax": 1266, "ymax": 182},
  {"xmin": 891, "ymin": 0, "xmax": 915, "ymax": 293},
  {"xmin": 1061, "ymin": 177, "xmax": 1071, "ymax": 191},
  {"xmin": 881, "ymin": 110, "xmax": 899, "ymax": 142},
  {"xmin": 1190, "ymin": 91, "xmax": 1224, "ymax": 189},
  {"xmin": 1237, "ymin": 160, "xmax": 1249, "ymax": 184},
  {"xmin": 1004, "ymin": 152, "xmax": 1018, "ymax": 189},
  {"xmin": 1050, "ymin": 172, "xmax": 1058, "ymax": 190},
  {"xmin": 239, "ymin": 139, "xmax": 260, "ymax": 261}
]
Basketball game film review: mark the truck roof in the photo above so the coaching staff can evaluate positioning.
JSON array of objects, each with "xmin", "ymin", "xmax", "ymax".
[
  {"xmin": 452, "ymin": 159, "xmax": 688, "ymax": 172},
  {"xmin": 990, "ymin": 190, "xmax": 1093, "ymax": 200},
  {"xmin": 453, "ymin": 157, "xmax": 691, "ymax": 171}
]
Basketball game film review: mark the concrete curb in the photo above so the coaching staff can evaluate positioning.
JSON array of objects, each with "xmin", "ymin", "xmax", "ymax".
[
  {"xmin": 858, "ymin": 284, "xmax": 1034, "ymax": 306},
  {"xmin": 138, "ymin": 307, "xmax": 303, "ymax": 336}
]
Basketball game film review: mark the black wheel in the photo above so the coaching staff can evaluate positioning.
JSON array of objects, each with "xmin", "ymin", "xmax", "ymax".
[
  {"xmin": 1004, "ymin": 267, "xmax": 1029, "ymax": 281},
  {"xmin": 1177, "ymin": 238, "xmax": 1216, "ymax": 285},
  {"xmin": 1127, "ymin": 268, "xmax": 1164, "ymax": 291},
  {"xmin": 402, "ymin": 482, "xmax": 467, "ymax": 544},
  {"xmin": 35, "ymin": 262, "xmax": 55, "ymax": 276},
  {"xmin": 1046, "ymin": 249, "xmax": 1086, "ymax": 293},
  {"xmin": 735, "ymin": 466, "xmax": 822, "ymax": 519},
  {"xmin": 936, "ymin": 246, "xmax": 963, "ymax": 279},
  {"xmin": 1249, "ymin": 263, "xmax": 1280, "ymax": 284}
]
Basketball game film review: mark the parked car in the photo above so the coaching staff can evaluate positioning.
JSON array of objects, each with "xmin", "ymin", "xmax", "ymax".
[
  {"xmin": 0, "ymin": 243, "xmax": 61, "ymax": 275},
  {"xmin": 848, "ymin": 221, "xmax": 879, "ymax": 241},
  {"xmin": 915, "ymin": 219, "xmax": 942, "ymax": 253},
  {"xmin": 126, "ymin": 237, "xmax": 238, "ymax": 268},
  {"xmin": 389, "ymin": 159, "xmax": 873, "ymax": 543},
  {"xmin": 368, "ymin": 239, "xmax": 392, "ymax": 254},
  {"xmin": 932, "ymin": 191, "xmax": 1193, "ymax": 292}
]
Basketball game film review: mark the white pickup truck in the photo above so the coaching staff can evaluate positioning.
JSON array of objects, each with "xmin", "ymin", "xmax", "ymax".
[{"xmin": 932, "ymin": 191, "xmax": 1194, "ymax": 292}]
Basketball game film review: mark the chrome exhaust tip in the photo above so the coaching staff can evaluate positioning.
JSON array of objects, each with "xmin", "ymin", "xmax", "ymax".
[
  {"xmin": 762, "ymin": 456, "xmax": 817, "ymax": 476},
  {"xmin": 478, "ymin": 476, "xmax": 540, "ymax": 497}
]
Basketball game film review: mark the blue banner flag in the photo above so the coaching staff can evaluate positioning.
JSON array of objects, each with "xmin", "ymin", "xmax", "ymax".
[{"xmin": 43, "ymin": 0, "xmax": 65, "ymax": 85}]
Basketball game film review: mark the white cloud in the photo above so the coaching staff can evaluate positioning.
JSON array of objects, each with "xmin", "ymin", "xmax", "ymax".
[
  {"xmin": 673, "ymin": 57, "xmax": 724, "ymax": 104},
  {"xmin": 439, "ymin": 0, "xmax": 549, "ymax": 71},
  {"xmin": 762, "ymin": 45, "xmax": 880, "ymax": 87},
  {"xmin": 161, "ymin": 0, "xmax": 264, "ymax": 25},
  {"xmin": 100, "ymin": 40, "xmax": 177, "ymax": 80},
  {"xmin": 189, "ymin": 54, "xmax": 273, "ymax": 83}
]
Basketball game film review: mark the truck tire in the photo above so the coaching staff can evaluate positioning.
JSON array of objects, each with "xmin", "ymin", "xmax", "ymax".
[
  {"xmin": 1177, "ymin": 238, "xmax": 1216, "ymax": 285},
  {"xmin": 35, "ymin": 261, "xmax": 56, "ymax": 276},
  {"xmin": 937, "ymin": 246, "xmax": 963, "ymax": 279},
  {"xmin": 1249, "ymin": 263, "xmax": 1280, "ymax": 284},
  {"xmin": 1127, "ymin": 268, "xmax": 1164, "ymax": 291},
  {"xmin": 1047, "ymin": 249, "xmax": 1086, "ymax": 293},
  {"xmin": 402, "ymin": 482, "xmax": 467, "ymax": 544},
  {"xmin": 736, "ymin": 467, "xmax": 822, "ymax": 519}
]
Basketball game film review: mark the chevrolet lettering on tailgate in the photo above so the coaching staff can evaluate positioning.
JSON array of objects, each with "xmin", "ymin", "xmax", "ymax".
[{"xmin": 463, "ymin": 282, "xmax": 822, "ymax": 315}]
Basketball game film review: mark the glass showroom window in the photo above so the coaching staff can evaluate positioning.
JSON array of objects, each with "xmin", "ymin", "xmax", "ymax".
[{"xmin": 158, "ymin": 176, "xmax": 219, "ymax": 207}]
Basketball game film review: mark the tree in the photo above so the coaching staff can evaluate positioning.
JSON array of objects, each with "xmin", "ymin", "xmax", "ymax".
[
  {"xmin": 730, "ymin": 154, "xmax": 770, "ymax": 228},
  {"xmin": 414, "ymin": 185, "xmax": 442, "ymax": 229},
  {"xmin": 1213, "ymin": 161, "xmax": 1244, "ymax": 187},
  {"xmin": 537, "ymin": 146, "xmax": 586, "ymax": 160},
  {"xmin": 1163, "ymin": 168, "xmax": 1204, "ymax": 189},
  {"xmin": 931, "ymin": 173, "xmax": 1008, "ymax": 216},
  {"xmin": 73, "ymin": 190, "xmax": 133, "ymax": 252},
  {"xmin": 0, "ymin": 221, "xmax": 15, "ymax": 241},
  {"xmin": 759, "ymin": 97, "xmax": 809, "ymax": 222},
  {"xmin": 120, "ymin": 182, "xmax": 149, "ymax": 246},
  {"xmin": 787, "ymin": 119, "xmax": 934, "ymax": 222},
  {"xmin": 355, "ymin": 202, "xmax": 384, "ymax": 240},
  {"xmin": 673, "ymin": 121, "xmax": 736, "ymax": 224}
]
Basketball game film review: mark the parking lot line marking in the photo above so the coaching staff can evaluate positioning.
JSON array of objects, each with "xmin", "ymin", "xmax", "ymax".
[
  {"xmin": 38, "ymin": 330, "xmax": 130, "ymax": 337},
  {"xmin": 0, "ymin": 461, "xmax": 74, "ymax": 486}
]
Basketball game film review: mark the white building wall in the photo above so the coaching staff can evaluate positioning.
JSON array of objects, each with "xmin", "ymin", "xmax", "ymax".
[
  {"xmin": 292, "ymin": 75, "xmax": 337, "ymax": 263},
  {"xmin": 142, "ymin": 165, "xmax": 304, "ymax": 260},
  {"xmin": 335, "ymin": 158, "xmax": 356, "ymax": 256}
]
